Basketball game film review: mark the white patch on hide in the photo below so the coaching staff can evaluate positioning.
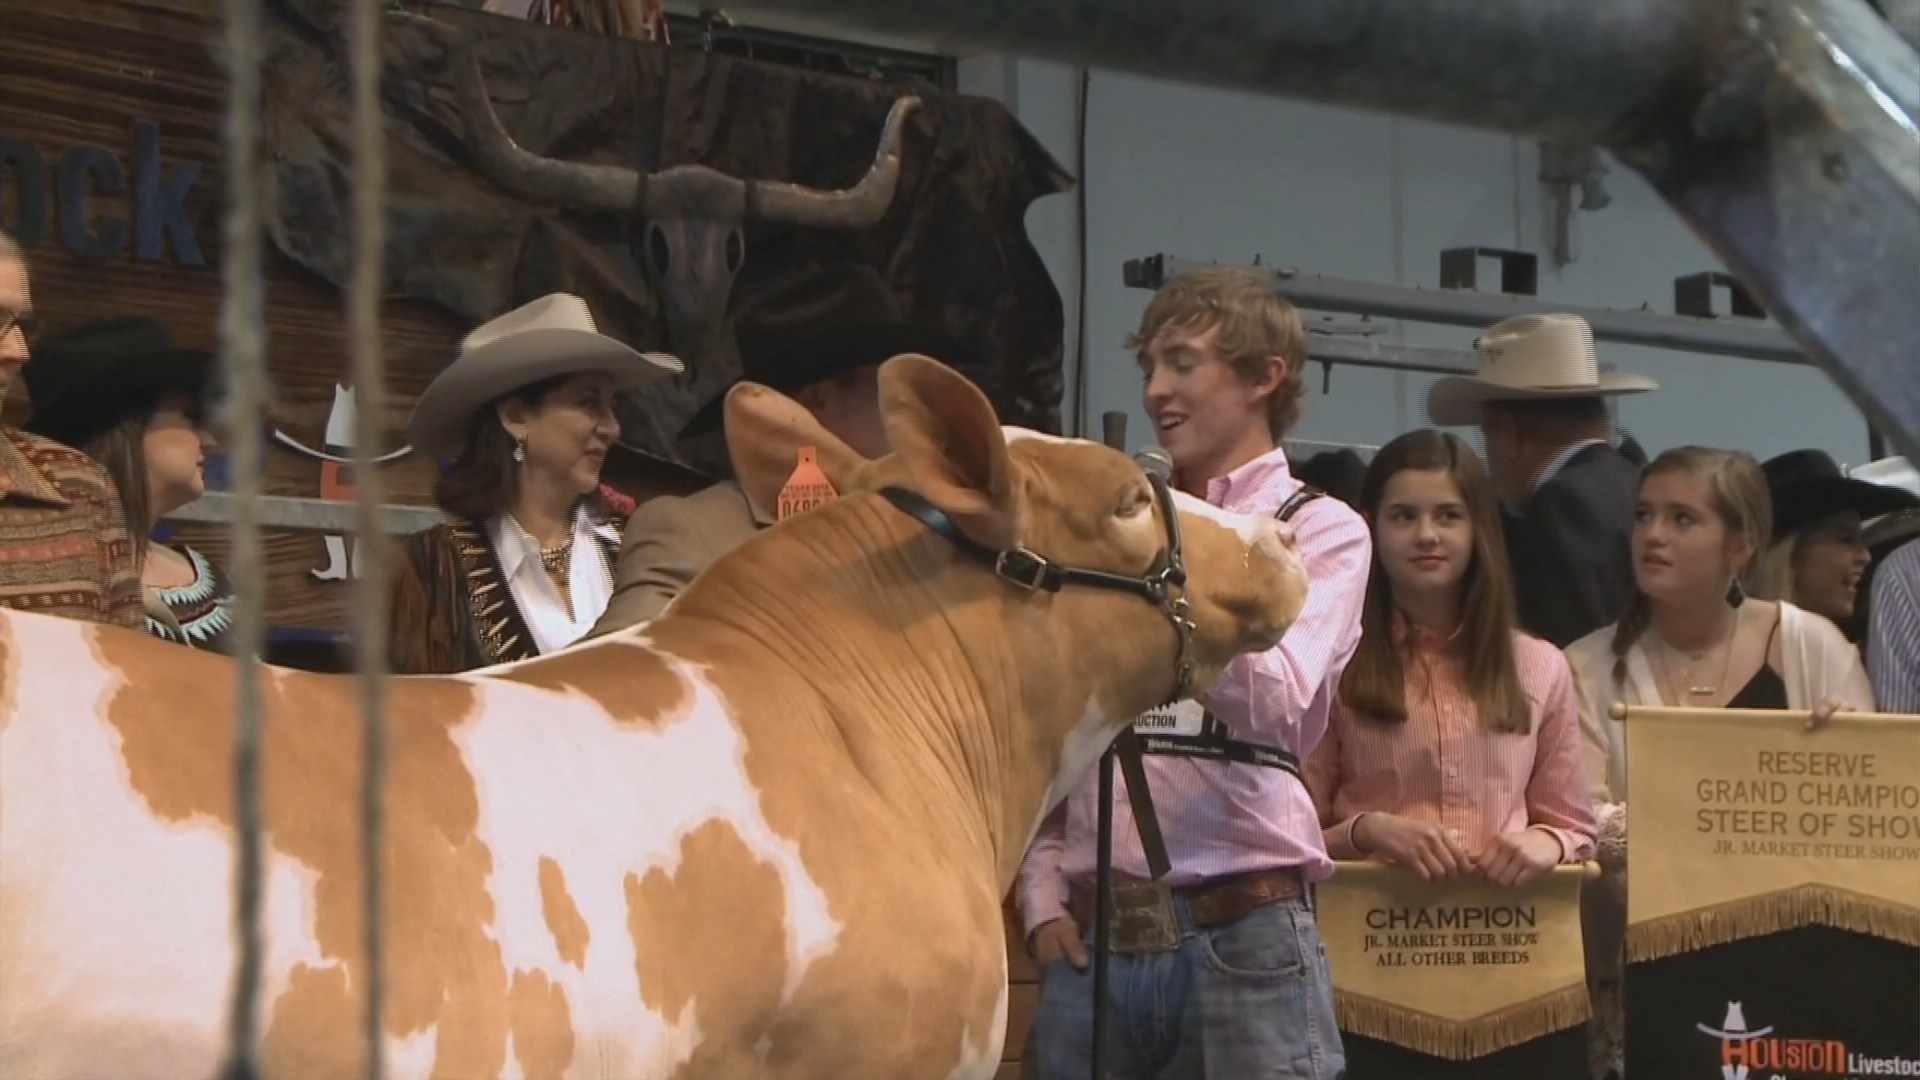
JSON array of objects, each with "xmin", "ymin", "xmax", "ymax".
[
  {"xmin": 943, "ymin": 974, "xmax": 1010, "ymax": 1080},
  {"xmin": 1000, "ymin": 426, "xmax": 1085, "ymax": 447},
  {"xmin": 459, "ymin": 642, "xmax": 841, "ymax": 1073},
  {"xmin": 1169, "ymin": 487, "xmax": 1278, "ymax": 548},
  {"xmin": 0, "ymin": 619, "xmax": 336, "ymax": 1079}
]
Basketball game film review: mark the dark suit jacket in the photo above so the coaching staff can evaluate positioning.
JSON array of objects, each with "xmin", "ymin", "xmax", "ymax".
[{"xmin": 1506, "ymin": 442, "xmax": 1642, "ymax": 648}]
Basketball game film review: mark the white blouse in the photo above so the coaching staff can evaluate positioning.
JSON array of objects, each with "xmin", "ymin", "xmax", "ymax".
[
  {"xmin": 487, "ymin": 506, "xmax": 619, "ymax": 656},
  {"xmin": 1564, "ymin": 601, "xmax": 1876, "ymax": 807}
]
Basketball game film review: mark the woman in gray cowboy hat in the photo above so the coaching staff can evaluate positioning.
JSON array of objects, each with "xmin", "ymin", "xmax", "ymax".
[
  {"xmin": 22, "ymin": 316, "xmax": 236, "ymax": 651},
  {"xmin": 390, "ymin": 293, "xmax": 681, "ymax": 674}
]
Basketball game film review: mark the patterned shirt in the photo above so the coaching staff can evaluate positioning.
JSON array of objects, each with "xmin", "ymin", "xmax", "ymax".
[
  {"xmin": 1869, "ymin": 540, "xmax": 1920, "ymax": 712},
  {"xmin": 1017, "ymin": 446, "xmax": 1372, "ymax": 935},
  {"xmin": 1305, "ymin": 620, "xmax": 1597, "ymax": 863},
  {"xmin": 0, "ymin": 426, "xmax": 142, "ymax": 629}
]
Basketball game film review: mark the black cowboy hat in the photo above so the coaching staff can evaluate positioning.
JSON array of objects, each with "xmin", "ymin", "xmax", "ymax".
[
  {"xmin": 21, "ymin": 317, "xmax": 217, "ymax": 451},
  {"xmin": 679, "ymin": 263, "xmax": 976, "ymax": 440},
  {"xmin": 1761, "ymin": 448, "xmax": 1920, "ymax": 539}
]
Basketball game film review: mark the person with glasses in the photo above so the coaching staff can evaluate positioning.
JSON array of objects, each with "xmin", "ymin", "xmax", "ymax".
[
  {"xmin": 23, "ymin": 317, "xmax": 236, "ymax": 650},
  {"xmin": 0, "ymin": 230, "xmax": 143, "ymax": 629}
]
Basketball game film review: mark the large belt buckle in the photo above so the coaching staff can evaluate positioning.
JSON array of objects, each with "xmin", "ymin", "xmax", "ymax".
[{"xmin": 1108, "ymin": 881, "xmax": 1181, "ymax": 955}]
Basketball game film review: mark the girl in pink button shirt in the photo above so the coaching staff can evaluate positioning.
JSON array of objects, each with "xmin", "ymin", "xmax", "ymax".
[{"xmin": 1307, "ymin": 429, "xmax": 1598, "ymax": 885}]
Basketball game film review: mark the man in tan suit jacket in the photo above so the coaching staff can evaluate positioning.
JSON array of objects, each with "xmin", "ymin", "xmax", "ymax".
[{"xmin": 590, "ymin": 264, "xmax": 986, "ymax": 633}]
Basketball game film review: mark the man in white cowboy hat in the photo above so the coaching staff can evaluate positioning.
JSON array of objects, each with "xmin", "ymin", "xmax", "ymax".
[{"xmin": 1426, "ymin": 313, "xmax": 1658, "ymax": 647}]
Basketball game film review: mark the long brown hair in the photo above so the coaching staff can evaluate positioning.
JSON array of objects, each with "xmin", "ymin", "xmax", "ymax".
[
  {"xmin": 1338, "ymin": 429, "xmax": 1532, "ymax": 734},
  {"xmin": 1609, "ymin": 446, "xmax": 1771, "ymax": 682},
  {"xmin": 86, "ymin": 418, "xmax": 153, "ymax": 577},
  {"xmin": 431, "ymin": 374, "xmax": 571, "ymax": 523}
]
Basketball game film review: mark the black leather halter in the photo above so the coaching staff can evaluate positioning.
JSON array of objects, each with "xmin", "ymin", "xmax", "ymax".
[{"xmin": 876, "ymin": 470, "xmax": 1198, "ymax": 702}]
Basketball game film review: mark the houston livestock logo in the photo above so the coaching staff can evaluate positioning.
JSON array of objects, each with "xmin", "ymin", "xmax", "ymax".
[
  {"xmin": 271, "ymin": 383, "xmax": 411, "ymax": 581},
  {"xmin": 1698, "ymin": 1002, "xmax": 1920, "ymax": 1078}
]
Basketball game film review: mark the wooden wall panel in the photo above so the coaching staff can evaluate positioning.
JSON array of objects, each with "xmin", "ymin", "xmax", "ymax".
[{"xmin": 1, "ymin": 0, "xmax": 463, "ymax": 630}]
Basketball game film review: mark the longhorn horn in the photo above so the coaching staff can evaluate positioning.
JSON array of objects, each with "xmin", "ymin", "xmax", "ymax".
[
  {"xmin": 750, "ymin": 96, "xmax": 922, "ymax": 229},
  {"xmin": 450, "ymin": 36, "xmax": 638, "ymax": 214}
]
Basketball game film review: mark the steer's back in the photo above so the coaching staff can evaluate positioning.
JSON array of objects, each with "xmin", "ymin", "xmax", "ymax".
[{"xmin": 0, "ymin": 613, "xmax": 917, "ymax": 1079}]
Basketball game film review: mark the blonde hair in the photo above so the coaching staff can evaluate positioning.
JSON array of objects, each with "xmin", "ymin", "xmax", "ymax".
[
  {"xmin": 1610, "ymin": 446, "xmax": 1771, "ymax": 682},
  {"xmin": 1125, "ymin": 268, "xmax": 1308, "ymax": 439},
  {"xmin": 1744, "ymin": 535, "xmax": 1797, "ymax": 606}
]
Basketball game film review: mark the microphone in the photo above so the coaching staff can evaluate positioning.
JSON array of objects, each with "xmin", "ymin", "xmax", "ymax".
[
  {"xmin": 1101, "ymin": 410, "xmax": 1128, "ymax": 452},
  {"xmin": 1134, "ymin": 446, "xmax": 1174, "ymax": 483}
]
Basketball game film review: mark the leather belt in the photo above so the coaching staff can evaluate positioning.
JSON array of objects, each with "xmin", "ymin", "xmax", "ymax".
[{"xmin": 1066, "ymin": 868, "xmax": 1306, "ymax": 954}]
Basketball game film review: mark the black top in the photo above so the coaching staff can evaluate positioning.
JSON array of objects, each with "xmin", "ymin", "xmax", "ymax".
[{"xmin": 1725, "ymin": 607, "xmax": 1789, "ymax": 709}]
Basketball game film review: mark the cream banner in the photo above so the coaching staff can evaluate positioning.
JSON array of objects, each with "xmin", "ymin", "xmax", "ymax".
[
  {"xmin": 1620, "ymin": 704, "xmax": 1920, "ymax": 963},
  {"xmin": 1318, "ymin": 861, "xmax": 1593, "ymax": 1059}
]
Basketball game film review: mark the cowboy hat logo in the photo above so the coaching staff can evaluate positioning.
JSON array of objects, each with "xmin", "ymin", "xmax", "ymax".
[
  {"xmin": 271, "ymin": 383, "xmax": 412, "ymax": 581},
  {"xmin": 1698, "ymin": 1002, "xmax": 1774, "ymax": 1080}
]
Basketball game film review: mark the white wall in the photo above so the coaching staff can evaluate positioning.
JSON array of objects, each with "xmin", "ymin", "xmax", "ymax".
[{"xmin": 962, "ymin": 59, "xmax": 1876, "ymax": 467}]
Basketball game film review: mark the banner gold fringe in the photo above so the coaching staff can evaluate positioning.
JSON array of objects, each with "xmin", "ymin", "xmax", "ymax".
[
  {"xmin": 1333, "ymin": 984, "xmax": 1593, "ymax": 1060},
  {"xmin": 1627, "ymin": 884, "xmax": 1920, "ymax": 963}
]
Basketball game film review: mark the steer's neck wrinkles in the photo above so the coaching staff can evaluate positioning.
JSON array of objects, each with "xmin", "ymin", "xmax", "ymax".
[{"xmin": 662, "ymin": 493, "xmax": 1099, "ymax": 889}]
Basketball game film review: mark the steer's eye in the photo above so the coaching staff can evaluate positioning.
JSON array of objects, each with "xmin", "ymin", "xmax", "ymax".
[{"xmin": 1116, "ymin": 484, "xmax": 1152, "ymax": 519}]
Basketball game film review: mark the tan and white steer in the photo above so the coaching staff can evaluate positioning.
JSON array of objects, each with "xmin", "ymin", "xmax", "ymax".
[{"xmin": 0, "ymin": 355, "xmax": 1309, "ymax": 1079}]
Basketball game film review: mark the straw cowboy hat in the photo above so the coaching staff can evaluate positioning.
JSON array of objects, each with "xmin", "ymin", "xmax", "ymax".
[
  {"xmin": 1425, "ymin": 313, "xmax": 1658, "ymax": 427},
  {"xmin": 409, "ymin": 293, "xmax": 682, "ymax": 459}
]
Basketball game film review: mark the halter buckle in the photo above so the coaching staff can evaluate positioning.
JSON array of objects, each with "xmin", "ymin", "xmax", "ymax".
[{"xmin": 994, "ymin": 548, "xmax": 1055, "ymax": 592}]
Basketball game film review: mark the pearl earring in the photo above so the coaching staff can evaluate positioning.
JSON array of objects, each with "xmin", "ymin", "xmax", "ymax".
[{"xmin": 512, "ymin": 437, "xmax": 527, "ymax": 464}]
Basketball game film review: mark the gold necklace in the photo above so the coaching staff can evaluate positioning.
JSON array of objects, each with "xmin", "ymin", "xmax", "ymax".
[
  {"xmin": 1654, "ymin": 609, "xmax": 1739, "ymax": 697},
  {"xmin": 539, "ymin": 541, "xmax": 571, "ymax": 576}
]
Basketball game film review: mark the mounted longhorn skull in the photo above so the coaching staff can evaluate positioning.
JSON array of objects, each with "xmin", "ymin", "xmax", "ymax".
[{"xmin": 449, "ymin": 36, "xmax": 920, "ymax": 392}]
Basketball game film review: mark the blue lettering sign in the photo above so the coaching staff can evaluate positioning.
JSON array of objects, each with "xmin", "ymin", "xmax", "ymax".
[{"xmin": 0, "ymin": 121, "xmax": 204, "ymax": 267}]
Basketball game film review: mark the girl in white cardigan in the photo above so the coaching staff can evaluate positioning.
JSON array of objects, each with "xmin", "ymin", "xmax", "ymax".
[
  {"xmin": 1567, "ymin": 446, "xmax": 1874, "ymax": 807},
  {"xmin": 1563, "ymin": 445, "xmax": 1874, "ymax": 1080}
]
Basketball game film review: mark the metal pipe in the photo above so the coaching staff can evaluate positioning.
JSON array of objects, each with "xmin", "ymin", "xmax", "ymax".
[
  {"xmin": 1304, "ymin": 335, "xmax": 1479, "ymax": 377},
  {"xmin": 1127, "ymin": 255, "xmax": 1809, "ymax": 365},
  {"xmin": 716, "ymin": 0, "xmax": 1732, "ymax": 145},
  {"xmin": 1617, "ymin": 0, "xmax": 1920, "ymax": 466},
  {"xmin": 167, "ymin": 492, "xmax": 444, "ymax": 535},
  {"xmin": 1877, "ymin": 0, "xmax": 1920, "ymax": 50}
]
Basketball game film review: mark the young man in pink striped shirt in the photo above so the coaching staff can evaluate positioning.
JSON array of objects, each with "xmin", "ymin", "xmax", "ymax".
[{"xmin": 1017, "ymin": 268, "xmax": 1371, "ymax": 1079}]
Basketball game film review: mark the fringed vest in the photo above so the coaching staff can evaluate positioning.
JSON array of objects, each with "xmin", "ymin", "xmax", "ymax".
[{"xmin": 389, "ymin": 512, "xmax": 623, "ymax": 675}]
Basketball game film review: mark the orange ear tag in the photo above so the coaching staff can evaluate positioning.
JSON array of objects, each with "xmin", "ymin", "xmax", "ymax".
[{"xmin": 776, "ymin": 447, "xmax": 839, "ymax": 522}]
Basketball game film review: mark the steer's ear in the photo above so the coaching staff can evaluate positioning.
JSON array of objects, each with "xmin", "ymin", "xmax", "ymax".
[
  {"xmin": 879, "ymin": 354, "xmax": 1023, "ymax": 549},
  {"xmin": 724, "ymin": 380, "xmax": 870, "ymax": 519}
]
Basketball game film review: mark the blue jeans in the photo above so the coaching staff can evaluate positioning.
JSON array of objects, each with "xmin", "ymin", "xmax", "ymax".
[{"xmin": 1026, "ymin": 892, "xmax": 1346, "ymax": 1079}]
